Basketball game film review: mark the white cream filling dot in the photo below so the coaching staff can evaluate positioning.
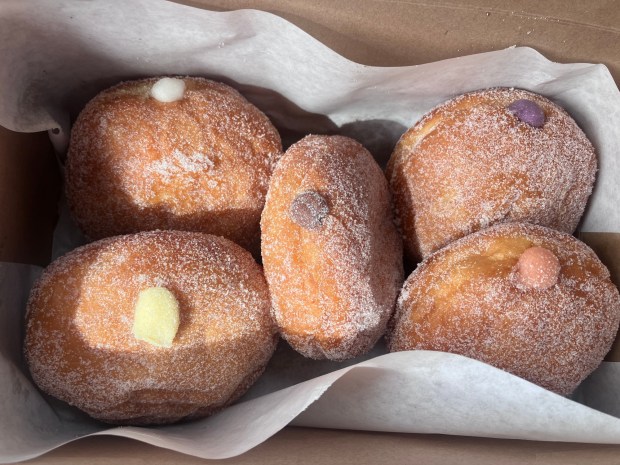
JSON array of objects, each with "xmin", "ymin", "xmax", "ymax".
[{"xmin": 150, "ymin": 77, "xmax": 186, "ymax": 102}]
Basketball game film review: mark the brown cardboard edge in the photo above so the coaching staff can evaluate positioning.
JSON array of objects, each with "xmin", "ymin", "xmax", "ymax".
[
  {"xmin": 0, "ymin": 126, "xmax": 60, "ymax": 266},
  {"xmin": 173, "ymin": 0, "xmax": 620, "ymax": 85},
  {"xmin": 19, "ymin": 427, "xmax": 620, "ymax": 465}
]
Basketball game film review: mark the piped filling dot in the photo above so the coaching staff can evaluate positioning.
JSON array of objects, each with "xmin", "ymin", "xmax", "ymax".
[
  {"xmin": 132, "ymin": 286, "xmax": 181, "ymax": 347},
  {"xmin": 507, "ymin": 99, "xmax": 545, "ymax": 127},
  {"xmin": 150, "ymin": 77, "xmax": 186, "ymax": 103},
  {"xmin": 516, "ymin": 246, "xmax": 561, "ymax": 289},
  {"xmin": 289, "ymin": 190, "xmax": 329, "ymax": 230}
]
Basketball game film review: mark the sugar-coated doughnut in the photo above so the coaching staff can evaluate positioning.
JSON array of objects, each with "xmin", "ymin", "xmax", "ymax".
[
  {"xmin": 261, "ymin": 135, "xmax": 404, "ymax": 361},
  {"xmin": 24, "ymin": 231, "xmax": 277, "ymax": 425},
  {"xmin": 388, "ymin": 223, "xmax": 620, "ymax": 395},
  {"xmin": 386, "ymin": 88, "xmax": 597, "ymax": 262},
  {"xmin": 66, "ymin": 77, "xmax": 282, "ymax": 255}
]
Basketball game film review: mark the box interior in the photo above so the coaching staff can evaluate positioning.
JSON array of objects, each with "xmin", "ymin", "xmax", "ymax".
[{"xmin": 3, "ymin": 0, "xmax": 620, "ymax": 463}]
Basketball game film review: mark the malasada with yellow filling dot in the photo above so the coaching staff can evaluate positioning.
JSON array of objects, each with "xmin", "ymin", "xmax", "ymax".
[
  {"xmin": 261, "ymin": 135, "xmax": 404, "ymax": 361},
  {"xmin": 24, "ymin": 230, "xmax": 277, "ymax": 425},
  {"xmin": 387, "ymin": 222, "xmax": 620, "ymax": 395},
  {"xmin": 65, "ymin": 77, "xmax": 282, "ymax": 256},
  {"xmin": 386, "ymin": 88, "xmax": 597, "ymax": 262}
]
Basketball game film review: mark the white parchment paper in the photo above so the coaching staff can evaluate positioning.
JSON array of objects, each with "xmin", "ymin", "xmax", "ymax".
[{"xmin": 1, "ymin": 0, "xmax": 620, "ymax": 462}]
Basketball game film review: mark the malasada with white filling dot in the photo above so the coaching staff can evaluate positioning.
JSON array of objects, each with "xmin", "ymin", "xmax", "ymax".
[
  {"xmin": 24, "ymin": 230, "xmax": 277, "ymax": 425},
  {"xmin": 65, "ymin": 77, "xmax": 282, "ymax": 256},
  {"xmin": 386, "ymin": 88, "xmax": 597, "ymax": 262},
  {"xmin": 387, "ymin": 222, "xmax": 620, "ymax": 395},
  {"xmin": 261, "ymin": 135, "xmax": 404, "ymax": 361}
]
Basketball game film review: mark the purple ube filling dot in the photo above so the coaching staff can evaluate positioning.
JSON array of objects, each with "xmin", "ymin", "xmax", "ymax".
[{"xmin": 507, "ymin": 99, "xmax": 546, "ymax": 127}]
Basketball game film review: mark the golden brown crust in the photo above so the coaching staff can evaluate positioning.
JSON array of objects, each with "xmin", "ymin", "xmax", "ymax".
[
  {"xmin": 386, "ymin": 88, "xmax": 597, "ymax": 262},
  {"xmin": 24, "ymin": 231, "xmax": 277, "ymax": 425},
  {"xmin": 66, "ymin": 77, "xmax": 283, "ymax": 256},
  {"xmin": 388, "ymin": 223, "xmax": 620, "ymax": 395},
  {"xmin": 261, "ymin": 135, "xmax": 404, "ymax": 361}
]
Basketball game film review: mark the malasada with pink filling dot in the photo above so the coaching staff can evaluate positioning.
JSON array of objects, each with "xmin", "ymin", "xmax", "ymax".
[
  {"xmin": 386, "ymin": 88, "xmax": 597, "ymax": 262},
  {"xmin": 387, "ymin": 222, "xmax": 620, "ymax": 396}
]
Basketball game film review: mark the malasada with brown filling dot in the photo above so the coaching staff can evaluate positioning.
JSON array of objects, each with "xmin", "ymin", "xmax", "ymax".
[
  {"xmin": 261, "ymin": 135, "xmax": 404, "ymax": 361},
  {"xmin": 387, "ymin": 222, "xmax": 620, "ymax": 395},
  {"xmin": 66, "ymin": 77, "xmax": 282, "ymax": 256},
  {"xmin": 24, "ymin": 230, "xmax": 277, "ymax": 425},
  {"xmin": 386, "ymin": 88, "xmax": 597, "ymax": 262}
]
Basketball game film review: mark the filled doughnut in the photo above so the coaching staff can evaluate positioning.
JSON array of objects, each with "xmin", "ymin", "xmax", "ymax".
[
  {"xmin": 388, "ymin": 222, "xmax": 620, "ymax": 395},
  {"xmin": 386, "ymin": 88, "xmax": 597, "ymax": 262},
  {"xmin": 65, "ymin": 76, "xmax": 282, "ymax": 255},
  {"xmin": 261, "ymin": 135, "xmax": 404, "ymax": 361},
  {"xmin": 24, "ymin": 230, "xmax": 277, "ymax": 425}
]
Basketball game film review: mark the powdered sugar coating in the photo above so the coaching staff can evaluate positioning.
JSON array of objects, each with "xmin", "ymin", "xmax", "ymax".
[
  {"xmin": 24, "ymin": 231, "xmax": 277, "ymax": 425},
  {"xmin": 388, "ymin": 223, "xmax": 620, "ymax": 395},
  {"xmin": 386, "ymin": 88, "xmax": 597, "ymax": 262},
  {"xmin": 261, "ymin": 135, "xmax": 404, "ymax": 361},
  {"xmin": 66, "ymin": 77, "xmax": 283, "ymax": 256}
]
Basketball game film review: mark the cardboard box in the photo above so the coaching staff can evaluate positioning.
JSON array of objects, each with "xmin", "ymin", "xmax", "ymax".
[{"xmin": 3, "ymin": 1, "xmax": 620, "ymax": 463}]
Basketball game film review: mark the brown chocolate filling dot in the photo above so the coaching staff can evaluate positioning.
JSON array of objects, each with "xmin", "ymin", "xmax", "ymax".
[{"xmin": 289, "ymin": 190, "xmax": 329, "ymax": 230}]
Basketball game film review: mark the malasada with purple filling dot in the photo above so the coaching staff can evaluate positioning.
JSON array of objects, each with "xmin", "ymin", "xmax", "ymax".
[
  {"xmin": 386, "ymin": 88, "xmax": 597, "ymax": 263},
  {"xmin": 261, "ymin": 135, "xmax": 404, "ymax": 361},
  {"xmin": 387, "ymin": 222, "xmax": 620, "ymax": 396}
]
